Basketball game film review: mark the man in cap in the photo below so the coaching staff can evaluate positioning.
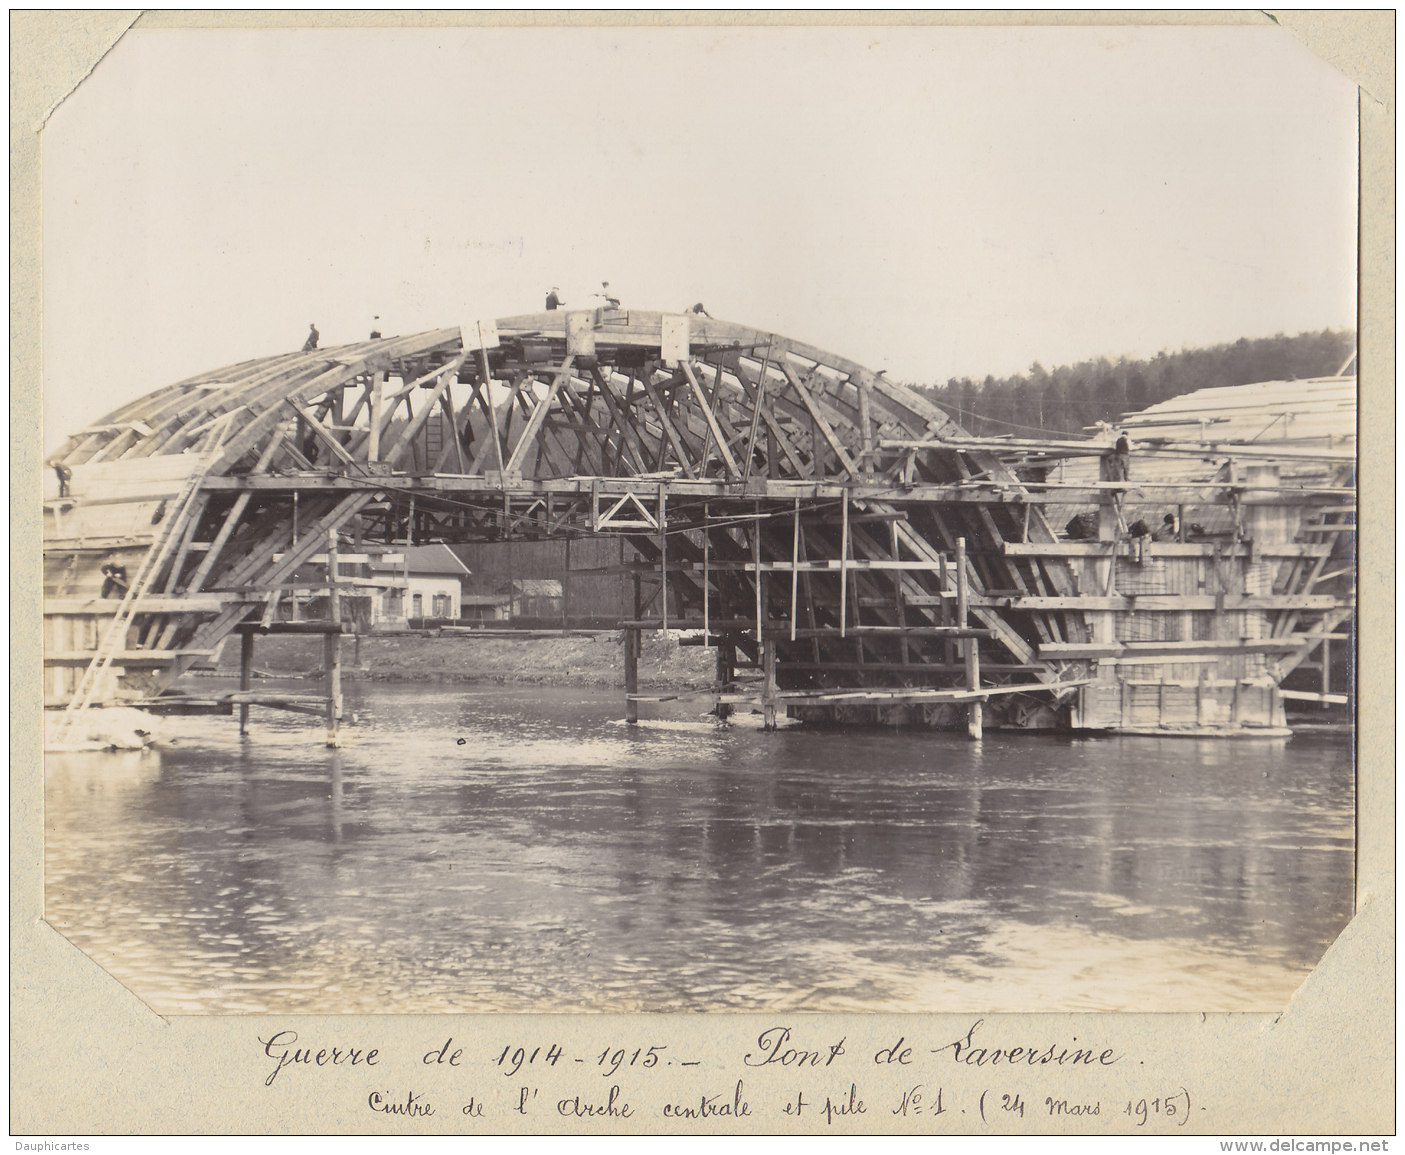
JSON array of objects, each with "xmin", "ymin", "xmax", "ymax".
[{"xmin": 100, "ymin": 557, "xmax": 129, "ymax": 599}]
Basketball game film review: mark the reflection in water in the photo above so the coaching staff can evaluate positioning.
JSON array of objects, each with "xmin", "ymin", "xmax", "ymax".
[{"xmin": 44, "ymin": 682, "xmax": 1353, "ymax": 1014}]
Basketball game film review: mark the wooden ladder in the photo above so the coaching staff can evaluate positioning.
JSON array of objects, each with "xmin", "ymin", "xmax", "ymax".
[
  {"xmin": 55, "ymin": 469, "xmax": 207, "ymax": 740},
  {"xmin": 423, "ymin": 410, "xmax": 445, "ymax": 464}
]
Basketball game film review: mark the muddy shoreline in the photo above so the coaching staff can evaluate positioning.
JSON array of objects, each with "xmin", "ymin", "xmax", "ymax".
[{"xmin": 202, "ymin": 629, "xmax": 716, "ymax": 690}]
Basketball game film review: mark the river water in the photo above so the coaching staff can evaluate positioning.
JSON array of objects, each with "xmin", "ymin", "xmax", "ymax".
[{"xmin": 44, "ymin": 682, "xmax": 1354, "ymax": 1015}]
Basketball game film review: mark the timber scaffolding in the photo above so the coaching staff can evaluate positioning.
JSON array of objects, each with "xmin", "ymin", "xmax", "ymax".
[{"xmin": 42, "ymin": 309, "xmax": 1355, "ymax": 743}]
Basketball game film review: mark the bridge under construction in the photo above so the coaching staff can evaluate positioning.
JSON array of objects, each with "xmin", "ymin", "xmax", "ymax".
[{"xmin": 43, "ymin": 308, "xmax": 1355, "ymax": 744}]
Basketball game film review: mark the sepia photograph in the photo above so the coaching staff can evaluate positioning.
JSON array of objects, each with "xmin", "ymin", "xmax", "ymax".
[
  {"xmin": 36, "ymin": 19, "xmax": 1361, "ymax": 1023},
  {"xmin": 22, "ymin": 17, "xmax": 1384, "ymax": 1138}
]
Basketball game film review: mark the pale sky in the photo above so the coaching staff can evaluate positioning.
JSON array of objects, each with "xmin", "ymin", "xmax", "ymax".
[{"xmin": 42, "ymin": 24, "xmax": 1358, "ymax": 448}]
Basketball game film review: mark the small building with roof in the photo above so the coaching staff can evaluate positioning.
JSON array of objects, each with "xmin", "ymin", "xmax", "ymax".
[{"xmin": 369, "ymin": 543, "xmax": 472, "ymax": 624}]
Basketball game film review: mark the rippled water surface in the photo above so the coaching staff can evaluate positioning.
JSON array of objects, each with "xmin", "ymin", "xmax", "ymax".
[{"xmin": 45, "ymin": 682, "xmax": 1354, "ymax": 1014}]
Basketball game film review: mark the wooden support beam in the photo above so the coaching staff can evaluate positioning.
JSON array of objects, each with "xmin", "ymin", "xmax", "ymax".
[
  {"xmin": 286, "ymin": 400, "xmax": 366, "ymax": 471},
  {"xmin": 441, "ymin": 383, "xmax": 467, "ymax": 473},
  {"xmin": 839, "ymin": 491, "xmax": 849, "ymax": 637},
  {"xmin": 759, "ymin": 407, "xmax": 814, "ymax": 478},
  {"xmin": 1278, "ymin": 689, "xmax": 1350, "ymax": 705},
  {"xmin": 238, "ymin": 629, "xmax": 254, "ymax": 734},
  {"xmin": 752, "ymin": 509, "xmax": 763, "ymax": 642},
  {"xmin": 889, "ymin": 517, "xmax": 1036, "ymax": 666},
  {"xmin": 589, "ymin": 367, "xmax": 653, "ymax": 476},
  {"xmin": 658, "ymin": 486, "xmax": 668, "ymax": 633},
  {"xmin": 381, "ymin": 354, "xmax": 468, "ymax": 467},
  {"xmin": 720, "ymin": 678, "xmax": 1092, "ymax": 708},
  {"xmin": 151, "ymin": 493, "xmax": 210, "ymax": 602},
  {"xmin": 680, "ymin": 360, "xmax": 741, "ymax": 478},
  {"xmin": 957, "ymin": 536, "xmax": 982, "ymax": 738},
  {"xmin": 740, "ymin": 340, "xmax": 773, "ymax": 482},
  {"xmin": 762, "ymin": 639, "xmax": 778, "ymax": 730},
  {"xmin": 178, "ymin": 493, "xmax": 375, "ymax": 673},
  {"xmin": 640, "ymin": 376, "xmax": 697, "ymax": 479},
  {"xmin": 625, "ymin": 628, "xmax": 639, "ymax": 723},
  {"xmin": 324, "ymin": 528, "xmax": 343, "ymax": 747},
  {"xmin": 857, "ymin": 383, "xmax": 873, "ymax": 473},
  {"xmin": 780, "ymin": 361, "xmax": 859, "ymax": 477},
  {"xmin": 502, "ymin": 356, "xmax": 576, "ymax": 476},
  {"xmin": 1039, "ymin": 638, "xmax": 1311, "ymax": 659},
  {"xmin": 976, "ymin": 593, "xmax": 1346, "ymax": 612},
  {"xmin": 789, "ymin": 498, "xmax": 800, "ymax": 642},
  {"xmin": 367, "ymin": 371, "xmax": 384, "ymax": 462}
]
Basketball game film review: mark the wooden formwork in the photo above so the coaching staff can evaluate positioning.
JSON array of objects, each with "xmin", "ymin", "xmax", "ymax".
[{"xmin": 43, "ymin": 310, "xmax": 1355, "ymax": 735}]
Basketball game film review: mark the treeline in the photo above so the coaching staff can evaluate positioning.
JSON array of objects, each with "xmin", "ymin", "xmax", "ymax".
[{"xmin": 917, "ymin": 329, "xmax": 1355, "ymax": 439}]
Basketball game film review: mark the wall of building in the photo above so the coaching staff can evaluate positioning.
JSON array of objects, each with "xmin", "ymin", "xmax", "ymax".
[
  {"xmin": 405, "ymin": 575, "xmax": 461, "ymax": 620},
  {"xmin": 451, "ymin": 536, "xmax": 631, "ymax": 622}
]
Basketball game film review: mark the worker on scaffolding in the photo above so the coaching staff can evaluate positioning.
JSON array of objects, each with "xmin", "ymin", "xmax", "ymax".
[
  {"xmin": 302, "ymin": 323, "xmax": 320, "ymax": 353},
  {"xmin": 1065, "ymin": 511, "xmax": 1098, "ymax": 540},
  {"xmin": 99, "ymin": 557, "xmax": 129, "ymax": 599},
  {"xmin": 545, "ymin": 287, "xmax": 564, "ymax": 311},
  {"xmin": 52, "ymin": 460, "xmax": 72, "ymax": 498},
  {"xmin": 1110, "ymin": 430, "xmax": 1131, "ymax": 481}
]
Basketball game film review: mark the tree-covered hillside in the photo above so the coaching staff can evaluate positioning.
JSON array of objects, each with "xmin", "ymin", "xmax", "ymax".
[{"xmin": 919, "ymin": 329, "xmax": 1355, "ymax": 439}]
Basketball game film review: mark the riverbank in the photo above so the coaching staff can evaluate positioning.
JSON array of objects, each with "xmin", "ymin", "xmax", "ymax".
[{"xmin": 204, "ymin": 629, "xmax": 716, "ymax": 689}]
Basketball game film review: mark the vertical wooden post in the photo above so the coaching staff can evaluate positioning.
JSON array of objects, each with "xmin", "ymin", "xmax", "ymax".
[
  {"xmin": 789, "ymin": 498, "xmax": 800, "ymax": 642},
  {"xmin": 479, "ymin": 347, "xmax": 505, "ymax": 475},
  {"xmin": 955, "ymin": 538, "xmax": 968, "ymax": 637},
  {"xmin": 839, "ymin": 492, "xmax": 849, "ymax": 637},
  {"xmin": 624, "ymin": 627, "xmax": 639, "ymax": 724},
  {"xmin": 762, "ymin": 638, "xmax": 778, "ymax": 731},
  {"xmin": 857, "ymin": 383, "xmax": 873, "ymax": 473},
  {"xmin": 291, "ymin": 491, "xmax": 301, "ymax": 621},
  {"xmin": 626, "ymin": 572, "xmax": 642, "ymax": 724},
  {"xmin": 562, "ymin": 537, "xmax": 572, "ymax": 629},
  {"xmin": 891, "ymin": 519, "xmax": 909, "ymax": 666},
  {"xmin": 658, "ymin": 485, "xmax": 668, "ymax": 633},
  {"xmin": 238, "ymin": 629, "xmax": 254, "ymax": 735},
  {"xmin": 957, "ymin": 537, "xmax": 982, "ymax": 740},
  {"xmin": 752, "ymin": 509, "xmax": 763, "ymax": 643},
  {"xmin": 702, "ymin": 503, "xmax": 710, "ymax": 637},
  {"xmin": 715, "ymin": 638, "xmax": 732, "ymax": 692},
  {"xmin": 325, "ymin": 529, "xmax": 343, "ymax": 748},
  {"xmin": 368, "ymin": 371, "xmax": 384, "ymax": 462},
  {"xmin": 940, "ymin": 553, "xmax": 952, "ymax": 665}
]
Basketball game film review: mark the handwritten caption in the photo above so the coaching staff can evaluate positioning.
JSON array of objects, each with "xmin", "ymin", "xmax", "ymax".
[{"xmin": 254, "ymin": 1019, "xmax": 1198, "ymax": 1130}]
